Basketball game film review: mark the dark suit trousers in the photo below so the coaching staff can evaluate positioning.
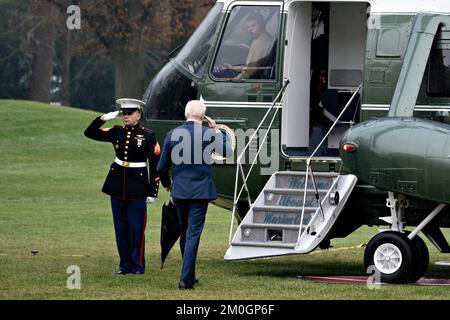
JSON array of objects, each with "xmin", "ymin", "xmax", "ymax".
[
  {"xmin": 111, "ymin": 198, "xmax": 147, "ymax": 273},
  {"xmin": 175, "ymin": 200, "xmax": 208, "ymax": 287}
]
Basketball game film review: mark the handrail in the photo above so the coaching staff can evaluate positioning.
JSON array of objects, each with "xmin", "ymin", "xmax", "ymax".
[
  {"xmin": 296, "ymin": 83, "xmax": 362, "ymax": 247},
  {"xmin": 229, "ymin": 78, "xmax": 290, "ymax": 244},
  {"xmin": 309, "ymin": 84, "xmax": 362, "ymax": 161}
]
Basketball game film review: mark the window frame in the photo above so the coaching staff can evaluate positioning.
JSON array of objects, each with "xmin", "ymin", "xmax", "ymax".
[
  {"xmin": 209, "ymin": 2, "xmax": 284, "ymax": 83},
  {"xmin": 427, "ymin": 47, "xmax": 450, "ymax": 97}
]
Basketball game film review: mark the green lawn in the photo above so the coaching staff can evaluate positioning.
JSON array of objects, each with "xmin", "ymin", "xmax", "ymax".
[{"xmin": 0, "ymin": 99, "xmax": 449, "ymax": 300}]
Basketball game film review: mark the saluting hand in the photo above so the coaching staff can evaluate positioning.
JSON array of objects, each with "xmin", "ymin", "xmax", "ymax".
[
  {"xmin": 101, "ymin": 111, "xmax": 119, "ymax": 121},
  {"xmin": 204, "ymin": 115, "xmax": 219, "ymax": 131}
]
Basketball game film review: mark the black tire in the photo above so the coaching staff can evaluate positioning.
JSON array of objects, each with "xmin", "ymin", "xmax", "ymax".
[
  {"xmin": 364, "ymin": 231, "xmax": 415, "ymax": 284},
  {"xmin": 408, "ymin": 235, "xmax": 429, "ymax": 283}
]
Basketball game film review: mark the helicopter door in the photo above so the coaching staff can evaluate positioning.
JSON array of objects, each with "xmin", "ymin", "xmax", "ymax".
[
  {"xmin": 281, "ymin": 1, "xmax": 311, "ymax": 155},
  {"xmin": 282, "ymin": 2, "xmax": 367, "ymax": 157}
]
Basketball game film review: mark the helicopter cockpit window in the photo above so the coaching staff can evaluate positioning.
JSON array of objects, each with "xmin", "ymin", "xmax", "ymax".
[
  {"xmin": 212, "ymin": 5, "xmax": 280, "ymax": 81},
  {"xmin": 175, "ymin": 2, "xmax": 223, "ymax": 78},
  {"xmin": 428, "ymin": 49, "xmax": 450, "ymax": 96}
]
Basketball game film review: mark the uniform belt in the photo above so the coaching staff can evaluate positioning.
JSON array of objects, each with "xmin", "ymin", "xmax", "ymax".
[{"xmin": 114, "ymin": 157, "xmax": 147, "ymax": 168}]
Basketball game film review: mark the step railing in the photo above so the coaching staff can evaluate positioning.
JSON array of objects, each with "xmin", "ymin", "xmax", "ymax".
[
  {"xmin": 295, "ymin": 83, "xmax": 362, "ymax": 247},
  {"xmin": 228, "ymin": 78, "xmax": 290, "ymax": 244}
]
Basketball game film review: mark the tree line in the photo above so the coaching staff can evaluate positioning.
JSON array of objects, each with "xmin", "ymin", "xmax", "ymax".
[{"xmin": 0, "ymin": 0, "xmax": 214, "ymax": 112}]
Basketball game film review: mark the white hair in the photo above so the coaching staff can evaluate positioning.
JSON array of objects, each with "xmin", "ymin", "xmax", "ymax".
[{"xmin": 185, "ymin": 100, "xmax": 206, "ymax": 118}]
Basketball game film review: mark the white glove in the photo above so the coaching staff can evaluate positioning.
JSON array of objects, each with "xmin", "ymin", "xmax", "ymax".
[
  {"xmin": 146, "ymin": 197, "xmax": 155, "ymax": 204},
  {"xmin": 101, "ymin": 111, "xmax": 119, "ymax": 121}
]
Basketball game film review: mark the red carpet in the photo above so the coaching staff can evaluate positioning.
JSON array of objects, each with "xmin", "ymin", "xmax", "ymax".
[{"xmin": 300, "ymin": 275, "xmax": 450, "ymax": 285}]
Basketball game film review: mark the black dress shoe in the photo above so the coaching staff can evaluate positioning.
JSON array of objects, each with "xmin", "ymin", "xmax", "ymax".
[
  {"xmin": 112, "ymin": 270, "xmax": 128, "ymax": 275},
  {"xmin": 132, "ymin": 270, "xmax": 144, "ymax": 275},
  {"xmin": 178, "ymin": 281, "xmax": 194, "ymax": 290}
]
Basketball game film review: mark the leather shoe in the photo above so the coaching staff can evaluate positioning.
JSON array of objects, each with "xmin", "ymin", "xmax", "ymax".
[
  {"xmin": 178, "ymin": 281, "xmax": 194, "ymax": 290},
  {"xmin": 112, "ymin": 270, "xmax": 128, "ymax": 275},
  {"xmin": 133, "ymin": 270, "xmax": 144, "ymax": 275}
]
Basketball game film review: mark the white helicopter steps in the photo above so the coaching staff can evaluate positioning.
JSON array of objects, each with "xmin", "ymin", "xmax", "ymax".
[{"xmin": 225, "ymin": 171, "xmax": 358, "ymax": 260}]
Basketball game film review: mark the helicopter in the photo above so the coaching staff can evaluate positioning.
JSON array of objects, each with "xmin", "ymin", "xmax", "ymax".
[{"xmin": 141, "ymin": 0, "xmax": 450, "ymax": 283}]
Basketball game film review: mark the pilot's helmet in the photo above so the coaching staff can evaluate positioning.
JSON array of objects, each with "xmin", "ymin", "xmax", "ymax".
[{"xmin": 116, "ymin": 98, "xmax": 144, "ymax": 115}]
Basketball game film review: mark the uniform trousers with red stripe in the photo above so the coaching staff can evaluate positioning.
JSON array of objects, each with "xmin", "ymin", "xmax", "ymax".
[{"xmin": 110, "ymin": 198, "xmax": 147, "ymax": 273}]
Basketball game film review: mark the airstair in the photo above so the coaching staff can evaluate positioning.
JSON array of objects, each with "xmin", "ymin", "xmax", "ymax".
[
  {"xmin": 224, "ymin": 171, "xmax": 357, "ymax": 260},
  {"xmin": 224, "ymin": 79, "xmax": 361, "ymax": 261}
]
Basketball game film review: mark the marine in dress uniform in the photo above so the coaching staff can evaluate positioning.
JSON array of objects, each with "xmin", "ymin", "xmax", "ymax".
[{"xmin": 84, "ymin": 98, "xmax": 160, "ymax": 275}]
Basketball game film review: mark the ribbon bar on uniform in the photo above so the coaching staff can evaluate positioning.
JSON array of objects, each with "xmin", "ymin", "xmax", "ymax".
[{"xmin": 114, "ymin": 157, "xmax": 147, "ymax": 168}]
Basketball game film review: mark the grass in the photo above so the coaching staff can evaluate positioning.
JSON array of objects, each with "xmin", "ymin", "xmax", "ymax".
[{"xmin": 0, "ymin": 99, "xmax": 450, "ymax": 300}]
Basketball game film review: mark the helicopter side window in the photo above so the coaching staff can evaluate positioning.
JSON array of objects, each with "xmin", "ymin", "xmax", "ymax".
[
  {"xmin": 427, "ymin": 49, "xmax": 450, "ymax": 96},
  {"xmin": 212, "ymin": 5, "xmax": 280, "ymax": 81}
]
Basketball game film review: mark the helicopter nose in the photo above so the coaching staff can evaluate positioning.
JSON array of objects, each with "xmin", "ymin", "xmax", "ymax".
[{"xmin": 339, "ymin": 123, "xmax": 370, "ymax": 174}]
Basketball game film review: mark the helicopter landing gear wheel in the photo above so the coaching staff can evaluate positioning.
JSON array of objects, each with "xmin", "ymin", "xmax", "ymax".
[
  {"xmin": 408, "ymin": 235, "xmax": 429, "ymax": 283},
  {"xmin": 364, "ymin": 231, "xmax": 415, "ymax": 283}
]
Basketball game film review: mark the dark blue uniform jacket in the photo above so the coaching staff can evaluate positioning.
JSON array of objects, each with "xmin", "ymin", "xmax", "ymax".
[{"xmin": 84, "ymin": 116, "xmax": 160, "ymax": 200}]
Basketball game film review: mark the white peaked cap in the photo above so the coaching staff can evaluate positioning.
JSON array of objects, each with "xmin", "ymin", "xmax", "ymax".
[{"xmin": 116, "ymin": 98, "xmax": 145, "ymax": 110}]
